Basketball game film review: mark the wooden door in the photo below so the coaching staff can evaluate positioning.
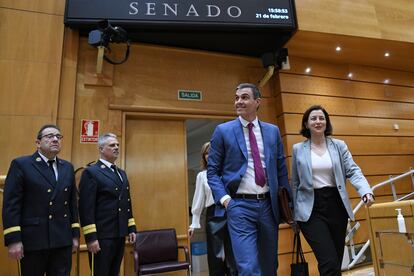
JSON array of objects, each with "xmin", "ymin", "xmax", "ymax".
[{"xmin": 123, "ymin": 118, "xmax": 189, "ymax": 276}]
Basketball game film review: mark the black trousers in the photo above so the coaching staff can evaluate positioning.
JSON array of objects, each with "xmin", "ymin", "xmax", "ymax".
[
  {"xmin": 206, "ymin": 205, "xmax": 238, "ymax": 276},
  {"xmin": 21, "ymin": 246, "xmax": 72, "ymax": 276},
  {"xmin": 298, "ymin": 187, "xmax": 348, "ymax": 276},
  {"xmin": 88, "ymin": 238, "xmax": 125, "ymax": 276}
]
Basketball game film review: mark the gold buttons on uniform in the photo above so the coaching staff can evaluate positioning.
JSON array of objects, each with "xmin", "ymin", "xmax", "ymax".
[
  {"xmin": 64, "ymin": 201, "xmax": 68, "ymax": 205},
  {"xmin": 115, "ymin": 187, "xmax": 119, "ymax": 191},
  {"xmin": 64, "ymin": 214, "xmax": 67, "ymax": 217},
  {"xmin": 118, "ymin": 208, "xmax": 122, "ymax": 212},
  {"xmin": 128, "ymin": 198, "xmax": 130, "ymax": 202},
  {"xmin": 128, "ymin": 209, "xmax": 130, "ymax": 212},
  {"xmin": 49, "ymin": 202, "xmax": 53, "ymax": 206},
  {"xmin": 64, "ymin": 188, "xmax": 68, "ymax": 192},
  {"xmin": 47, "ymin": 189, "xmax": 52, "ymax": 193},
  {"xmin": 127, "ymin": 186, "xmax": 129, "ymax": 190},
  {"xmin": 49, "ymin": 215, "xmax": 53, "ymax": 219}
]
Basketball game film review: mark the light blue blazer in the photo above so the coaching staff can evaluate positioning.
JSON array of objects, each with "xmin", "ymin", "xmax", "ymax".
[
  {"xmin": 207, "ymin": 118, "xmax": 291, "ymax": 220},
  {"xmin": 291, "ymin": 138, "xmax": 373, "ymax": 221}
]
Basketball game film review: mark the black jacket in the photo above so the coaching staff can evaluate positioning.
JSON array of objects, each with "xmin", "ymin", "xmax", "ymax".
[
  {"xmin": 2, "ymin": 152, "xmax": 80, "ymax": 251},
  {"xmin": 78, "ymin": 160, "xmax": 136, "ymax": 243}
]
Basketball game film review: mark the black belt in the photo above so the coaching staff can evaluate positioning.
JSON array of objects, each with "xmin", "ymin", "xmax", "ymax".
[{"xmin": 234, "ymin": 192, "xmax": 270, "ymax": 200}]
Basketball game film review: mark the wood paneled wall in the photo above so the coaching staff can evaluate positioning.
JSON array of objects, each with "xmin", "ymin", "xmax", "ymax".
[
  {"xmin": 295, "ymin": 0, "xmax": 414, "ymax": 43},
  {"xmin": 278, "ymin": 55, "xmax": 414, "ymax": 272}
]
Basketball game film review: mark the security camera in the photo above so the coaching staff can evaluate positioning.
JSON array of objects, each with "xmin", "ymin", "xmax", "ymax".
[{"xmin": 88, "ymin": 20, "xmax": 129, "ymax": 47}]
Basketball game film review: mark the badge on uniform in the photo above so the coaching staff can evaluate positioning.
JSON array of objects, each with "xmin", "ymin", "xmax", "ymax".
[
  {"xmin": 101, "ymin": 165, "xmax": 106, "ymax": 169},
  {"xmin": 36, "ymin": 157, "xmax": 42, "ymax": 162}
]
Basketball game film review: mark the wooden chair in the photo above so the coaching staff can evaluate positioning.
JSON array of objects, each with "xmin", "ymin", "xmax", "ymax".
[{"xmin": 133, "ymin": 228, "xmax": 191, "ymax": 275}]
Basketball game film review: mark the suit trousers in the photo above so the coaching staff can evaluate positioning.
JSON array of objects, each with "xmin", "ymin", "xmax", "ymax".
[
  {"xmin": 226, "ymin": 198, "xmax": 278, "ymax": 276},
  {"xmin": 21, "ymin": 246, "xmax": 72, "ymax": 276},
  {"xmin": 88, "ymin": 238, "xmax": 125, "ymax": 276},
  {"xmin": 298, "ymin": 187, "xmax": 348, "ymax": 276},
  {"xmin": 205, "ymin": 205, "xmax": 238, "ymax": 276}
]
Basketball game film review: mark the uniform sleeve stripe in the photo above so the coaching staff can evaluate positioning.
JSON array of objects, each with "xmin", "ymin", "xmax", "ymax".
[
  {"xmin": 83, "ymin": 227, "xmax": 97, "ymax": 235},
  {"xmin": 4, "ymin": 226, "xmax": 21, "ymax": 235},
  {"xmin": 128, "ymin": 218, "xmax": 136, "ymax": 227},
  {"xmin": 82, "ymin": 224, "xmax": 97, "ymax": 234},
  {"xmin": 71, "ymin": 223, "xmax": 80, "ymax": 228}
]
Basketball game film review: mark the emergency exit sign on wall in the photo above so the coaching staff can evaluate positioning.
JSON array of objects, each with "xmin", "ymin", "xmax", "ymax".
[{"xmin": 178, "ymin": 90, "xmax": 202, "ymax": 101}]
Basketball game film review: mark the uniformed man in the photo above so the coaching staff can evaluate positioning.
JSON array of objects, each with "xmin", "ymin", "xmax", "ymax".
[
  {"xmin": 2, "ymin": 124, "xmax": 80, "ymax": 276},
  {"xmin": 79, "ymin": 133, "xmax": 137, "ymax": 276}
]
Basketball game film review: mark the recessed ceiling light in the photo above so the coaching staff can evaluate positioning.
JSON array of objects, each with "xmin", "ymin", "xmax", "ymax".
[
  {"xmin": 305, "ymin": 67, "xmax": 311, "ymax": 74},
  {"xmin": 336, "ymin": 46, "xmax": 342, "ymax": 52},
  {"xmin": 347, "ymin": 73, "xmax": 353, "ymax": 78},
  {"xmin": 384, "ymin": 52, "xmax": 390, "ymax": 57},
  {"xmin": 384, "ymin": 79, "xmax": 390, "ymax": 84}
]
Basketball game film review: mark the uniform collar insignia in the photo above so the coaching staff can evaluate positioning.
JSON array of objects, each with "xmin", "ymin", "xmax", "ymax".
[
  {"xmin": 36, "ymin": 157, "xmax": 42, "ymax": 162},
  {"xmin": 100, "ymin": 164, "xmax": 106, "ymax": 169}
]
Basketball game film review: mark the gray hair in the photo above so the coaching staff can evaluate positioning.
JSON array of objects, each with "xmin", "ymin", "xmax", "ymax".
[{"xmin": 98, "ymin": 133, "xmax": 117, "ymax": 148}]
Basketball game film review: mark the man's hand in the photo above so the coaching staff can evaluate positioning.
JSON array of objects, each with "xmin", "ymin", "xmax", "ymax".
[
  {"xmin": 128, "ymin": 232, "xmax": 136, "ymax": 244},
  {"xmin": 223, "ymin": 198, "xmax": 231, "ymax": 209},
  {"xmin": 87, "ymin": 240, "xmax": 101, "ymax": 253},
  {"xmin": 72, "ymin": 238, "xmax": 79, "ymax": 253},
  {"xmin": 8, "ymin": 242, "xmax": 24, "ymax": 260}
]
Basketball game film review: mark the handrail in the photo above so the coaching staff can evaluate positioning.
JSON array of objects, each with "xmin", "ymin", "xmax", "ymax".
[{"xmin": 345, "ymin": 168, "xmax": 414, "ymax": 270}]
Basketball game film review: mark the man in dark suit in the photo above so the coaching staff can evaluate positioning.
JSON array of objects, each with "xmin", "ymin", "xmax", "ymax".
[
  {"xmin": 2, "ymin": 124, "xmax": 80, "ymax": 276},
  {"xmin": 79, "ymin": 133, "xmax": 137, "ymax": 276},
  {"xmin": 207, "ymin": 83, "xmax": 291, "ymax": 275}
]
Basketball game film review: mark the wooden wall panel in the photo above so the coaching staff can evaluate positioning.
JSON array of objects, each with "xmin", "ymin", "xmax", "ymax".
[
  {"xmin": 283, "ymin": 57, "xmax": 414, "ymax": 86},
  {"xmin": 0, "ymin": 0, "xmax": 65, "ymax": 14},
  {"xmin": 281, "ymin": 93, "xmax": 414, "ymax": 120},
  {"xmin": 0, "ymin": 8, "xmax": 64, "ymax": 63},
  {"xmin": 285, "ymin": 135, "xmax": 414, "ymax": 156},
  {"xmin": 280, "ymin": 73, "xmax": 414, "ymax": 103},
  {"xmin": 0, "ymin": 61, "xmax": 60, "ymax": 116},
  {"xmin": 282, "ymin": 113, "xmax": 414, "ymax": 137},
  {"xmin": 295, "ymin": 0, "xmax": 414, "ymax": 43}
]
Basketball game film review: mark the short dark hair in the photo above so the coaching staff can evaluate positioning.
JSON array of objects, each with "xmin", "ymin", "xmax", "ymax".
[
  {"xmin": 37, "ymin": 124, "xmax": 60, "ymax": 139},
  {"xmin": 300, "ymin": 105, "xmax": 333, "ymax": 138},
  {"xmin": 236, "ymin": 83, "xmax": 261, "ymax": 99}
]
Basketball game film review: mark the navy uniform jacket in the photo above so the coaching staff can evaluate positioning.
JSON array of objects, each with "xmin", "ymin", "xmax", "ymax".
[
  {"xmin": 78, "ymin": 160, "xmax": 136, "ymax": 243},
  {"xmin": 2, "ymin": 152, "xmax": 80, "ymax": 251}
]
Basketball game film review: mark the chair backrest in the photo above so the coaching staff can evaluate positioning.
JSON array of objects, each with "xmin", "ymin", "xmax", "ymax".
[{"xmin": 135, "ymin": 228, "xmax": 178, "ymax": 265}]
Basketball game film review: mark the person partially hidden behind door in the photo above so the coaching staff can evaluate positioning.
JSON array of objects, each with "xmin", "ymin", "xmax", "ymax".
[
  {"xmin": 2, "ymin": 124, "xmax": 80, "ymax": 276},
  {"xmin": 79, "ymin": 133, "xmax": 137, "ymax": 276},
  {"xmin": 189, "ymin": 142, "xmax": 237, "ymax": 276}
]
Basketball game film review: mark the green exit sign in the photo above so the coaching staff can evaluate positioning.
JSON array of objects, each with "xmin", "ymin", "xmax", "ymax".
[{"xmin": 178, "ymin": 90, "xmax": 202, "ymax": 101}]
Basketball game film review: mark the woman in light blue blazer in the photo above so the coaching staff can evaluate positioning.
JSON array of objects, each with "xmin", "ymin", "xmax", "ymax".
[{"xmin": 291, "ymin": 105, "xmax": 375, "ymax": 276}]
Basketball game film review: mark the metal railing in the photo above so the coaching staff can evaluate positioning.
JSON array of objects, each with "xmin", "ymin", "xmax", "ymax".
[{"xmin": 344, "ymin": 168, "xmax": 414, "ymax": 270}]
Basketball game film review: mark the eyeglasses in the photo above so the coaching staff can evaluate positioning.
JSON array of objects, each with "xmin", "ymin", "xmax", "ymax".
[{"xmin": 39, "ymin": 134, "xmax": 64, "ymax": 140}]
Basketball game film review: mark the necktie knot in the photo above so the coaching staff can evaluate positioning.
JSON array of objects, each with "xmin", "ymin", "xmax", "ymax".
[
  {"xmin": 111, "ymin": 164, "xmax": 117, "ymax": 171},
  {"xmin": 47, "ymin": 160, "xmax": 55, "ymax": 166}
]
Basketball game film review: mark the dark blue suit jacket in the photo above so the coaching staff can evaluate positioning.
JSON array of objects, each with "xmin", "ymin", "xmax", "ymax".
[
  {"xmin": 2, "ymin": 152, "xmax": 80, "ymax": 251},
  {"xmin": 78, "ymin": 160, "xmax": 136, "ymax": 243},
  {"xmin": 207, "ymin": 118, "xmax": 291, "ymax": 222}
]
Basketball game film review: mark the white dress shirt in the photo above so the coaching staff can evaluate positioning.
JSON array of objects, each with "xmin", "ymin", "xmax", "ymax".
[
  {"xmin": 190, "ymin": 170, "xmax": 215, "ymax": 229},
  {"xmin": 38, "ymin": 151, "xmax": 58, "ymax": 180},
  {"xmin": 311, "ymin": 150, "xmax": 335, "ymax": 189},
  {"xmin": 237, "ymin": 116, "xmax": 269, "ymax": 194},
  {"xmin": 99, "ymin": 158, "xmax": 123, "ymax": 181}
]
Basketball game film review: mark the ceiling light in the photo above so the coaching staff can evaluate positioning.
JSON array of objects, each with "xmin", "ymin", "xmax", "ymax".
[
  {"xmin": 347, "ymin": 73, "xmax": 353, "ymax": 78},
  {"xmin": 335, "ymin": 46, "xmax": 342, "ymax": 52},
  {"xmin": 384, "ymin": 79, "xmax": 390, "ymax": 84},
  {"xmin": 384, "ymin": 52, "xmax": 390, "ymax": 57},
  {"xmin": 305, "ymin": 67, "xmax": 311, "ymax": 74}
]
